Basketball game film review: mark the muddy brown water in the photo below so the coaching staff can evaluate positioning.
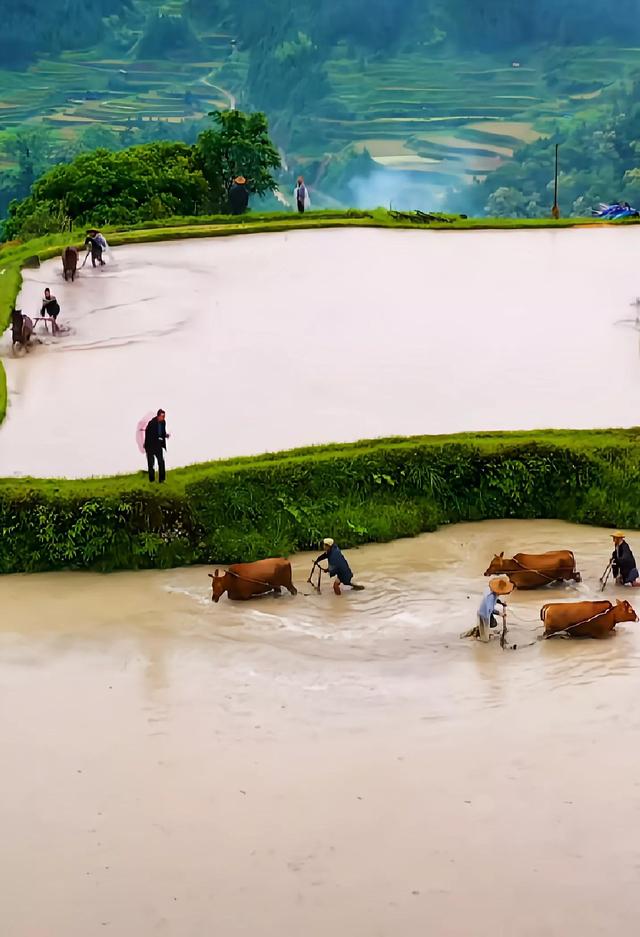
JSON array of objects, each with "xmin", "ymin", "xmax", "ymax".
[
  {"xmin": 3, "ymin": 519, "xmax": 640, "ymax": 936},
  {"xmin": 1, "ymin": 227, "xmax": 640, "ymax": 477}
]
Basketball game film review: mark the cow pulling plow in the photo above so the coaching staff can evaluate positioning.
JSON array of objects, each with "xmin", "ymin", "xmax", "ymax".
[
  {"xmin": 205, "ymin": 536, "xmax": 638, "ymax": 646},
  {"xmin": 484, "ymin": 550, "xmax": 581, "ymax": 589},
  {"xmin": 463, "ymin": 540, "xmax": 639, "ymax": 645}
]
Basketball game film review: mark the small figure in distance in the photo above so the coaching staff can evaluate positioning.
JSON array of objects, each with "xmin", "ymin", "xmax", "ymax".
[
  {"xmin": 315, "ymin": 537, "xmax": 364, "ymax": 596},
  {"xmin": 476, "ymin": 576, "xmax": 513, "ymax": 643},
  {"xmin": 229, "ymin": 176, "xmax": 249, "ymax": 215},
  {"xmin": 85, "ymin": 229, "xmax": 107, "ymax": 267},
  {"xmin": 611, "ymin": 531, "xmax": 640, "ymax": 587},
  {"xmin": 144, "ymin": 408, "xmax": 170, "ymax": 483},
  {"xmin": 294, "ymin": 176, "xmax": 310, "ymax": 214}
]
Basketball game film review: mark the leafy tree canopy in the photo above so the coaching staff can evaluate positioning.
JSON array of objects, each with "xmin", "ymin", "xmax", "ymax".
[
  {"xmin": 195, "ymin": 110, "xmax": 281, "ymax": 209},
  {"xmin": 469, "ymin": 79, "xmax": 640, "ymax": 217},
  {"xmin": 4, "ymin": 110, "xmax": 281, "ymax": 239}
]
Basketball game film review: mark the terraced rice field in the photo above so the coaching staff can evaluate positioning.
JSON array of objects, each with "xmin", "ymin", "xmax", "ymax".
[
  {"xmin": 0, "ymin": 34, "xmax": 241, "ymax": 138},
  {"xmin": 317, "ymin": 45, "xmax": 640, "ymax": 187},
  {"xmin": 1, "ymin": 40, "xmax": 640, "ymax": 192}
]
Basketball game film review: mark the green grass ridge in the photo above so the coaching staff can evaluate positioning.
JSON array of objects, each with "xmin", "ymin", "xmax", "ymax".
[{"xmin": 1, "ymin": 428, "xmax": 639, "ymax": 573}]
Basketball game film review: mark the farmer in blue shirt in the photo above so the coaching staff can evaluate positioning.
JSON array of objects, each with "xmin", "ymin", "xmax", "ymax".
[
  {"xmin": 315, "ymin": 538, "xmax": 365, "ymax": 595},
  {"xmin": 477, "ymin": 577, "xmax": 513, "ymax": 642}
]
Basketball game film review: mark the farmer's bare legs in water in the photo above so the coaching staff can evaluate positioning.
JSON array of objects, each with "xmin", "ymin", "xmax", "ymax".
[{"xmin": 315, "ymin": 538, "xmax": 364, "ymax": 596}]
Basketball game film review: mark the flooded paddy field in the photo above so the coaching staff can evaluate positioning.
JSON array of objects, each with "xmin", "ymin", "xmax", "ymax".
[
  {"xmin": 1, "ymin": 226, "xmax": 640, "ymax": 477},
  {"xmin": 3, "ymin": 519, "xmax": 640, "ymax": 936}
]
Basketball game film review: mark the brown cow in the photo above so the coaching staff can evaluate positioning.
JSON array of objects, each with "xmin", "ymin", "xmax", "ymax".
[
  {"xmin": 209, "ymin": 558, "xmax": 298, "ymax": 602},
  {"xmin": 10, "ymin": 308, "xmax": 33, "ymax": 353},
  {"xmin": 484, "ymin": 550, "xmax": 581, "ymax": 590},
  {"xmin": 62, "ymin": 246, "xmax": 78, "ymax": 282},
  {"xmin": 541, "ymin": 599, "xmax": 638, "ymax": 639}
]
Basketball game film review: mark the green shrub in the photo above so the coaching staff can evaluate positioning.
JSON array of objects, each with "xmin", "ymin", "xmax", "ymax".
[
  {"xmin": 0, "ymin": 363, "xmax": 6, "ymax": 424},
  {"xmin": 1, "ymin": 430, "xmax": 639, "ymax": 573}
]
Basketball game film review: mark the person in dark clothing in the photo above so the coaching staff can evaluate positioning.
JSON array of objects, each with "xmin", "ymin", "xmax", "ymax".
[
  {"xmin": 315, "ymin": 537, "xmax": 364, "ymax": 595},
  {"xmin": 40, "ymin": 288, "xmax": 60, "ymax": 320},
  {"xmin": 144, "ymin": 409, "xmax": 170, "ymax": 483},
  {"xmin": 84, "ymin": 234, "xmax": 105, "ymax": 267},
  {"xmin": 229, "ymin": 176, "xmax": 249, "ymax": 215},
  {"xmin": 611, "ymin": 532, "xmax": 640, "ymax": 586}
]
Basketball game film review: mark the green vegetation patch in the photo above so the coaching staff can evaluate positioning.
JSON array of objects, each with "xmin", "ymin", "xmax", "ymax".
[{"xmin": 1, "ymin": 428, "xmax": 639, "ymax": 573}]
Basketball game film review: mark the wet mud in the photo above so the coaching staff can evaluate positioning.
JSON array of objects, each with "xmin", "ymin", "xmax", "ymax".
[{"xmin": 2, "ymin": 519, "xmax": 640, "ymax": 935}]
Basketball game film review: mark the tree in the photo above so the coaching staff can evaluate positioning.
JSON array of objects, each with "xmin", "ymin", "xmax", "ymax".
[
  {"xmin": 3, "ymin": 142, "xmax": 209, "ymax": 237},
  {"xmin": 195, "ymin": 110, "xmax": 281, "ymax": 212},
  {"xmin": 3, "ymin": 109, "xmax": 281, "ymax": 238}
]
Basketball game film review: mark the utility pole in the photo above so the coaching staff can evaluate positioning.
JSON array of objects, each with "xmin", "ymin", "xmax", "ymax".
[{"xmin": 551, "ymin": 143, "xmax": 560, "ymax": 219}]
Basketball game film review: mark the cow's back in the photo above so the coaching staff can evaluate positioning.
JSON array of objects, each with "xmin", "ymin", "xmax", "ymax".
[
  {"xmin": 230, "ymin": 558, "xmax": 287, "ymax": 580},
  {"xmin": 515, "ymin": 550, "xmax": 574, "ymax": 571}
]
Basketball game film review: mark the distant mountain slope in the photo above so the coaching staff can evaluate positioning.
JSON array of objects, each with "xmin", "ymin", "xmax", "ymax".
[{"xmin": 1, "ymin": 0, "xmax": 639, "ymax": 215}]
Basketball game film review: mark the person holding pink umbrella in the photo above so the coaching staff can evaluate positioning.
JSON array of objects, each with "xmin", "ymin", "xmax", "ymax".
[{"xmin": 143, "ymin": 409, "xmax": 170, "ymax": 483}]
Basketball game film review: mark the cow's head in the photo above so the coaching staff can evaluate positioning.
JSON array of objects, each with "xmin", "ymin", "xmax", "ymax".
[
  {"xmin": 484, "ymin": 552, "xmax": 505, "ymax": 576},
  {"xmin": 615, "ymin": 599, "xmax": 638, "ymax": 623},
  {"xmin": 208, "ymin": 569, "xmax": 229, "ymax": 603}
]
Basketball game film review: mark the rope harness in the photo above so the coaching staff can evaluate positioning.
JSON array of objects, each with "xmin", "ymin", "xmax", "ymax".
[
  {"xmin": 541, "ymin": 604, "xmax": 613, "ymax": 639},
  {"xmin": 225, "ymin": 568, "xmax": 276, "ymax": 590},
  {"xmin": 462, "ymin": 602, "xmax": 616, "ymax": 649},
  {"xmin": 220, "ymin": 566, "xmax": 324, "ymax": 598},
  {"xmin": 501, "ymin": 555, "xmax": 580, "ymax": 585}
]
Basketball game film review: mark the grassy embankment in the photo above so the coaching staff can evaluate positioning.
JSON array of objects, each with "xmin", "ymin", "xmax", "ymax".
[
  {"xmin": 1, "ymin": 212, "xmax": 639, "ymax": 573},
  {"xmin": 1, "ymin": 428, "xmax": 639, "ymax": 573}
]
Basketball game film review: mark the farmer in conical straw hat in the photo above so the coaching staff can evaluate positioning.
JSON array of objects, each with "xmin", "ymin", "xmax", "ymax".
[
  {"xmin": 476, "ymin": 576, "xmax": 514, "ymax": 642},
  {"xmin": 229, "ymin": 176, "xmax": 249, "ymax": 215},
  {"xmin": 315, "ymin": 537, "xmax": 365, "ymax": 596},
  {"xmin": 611, "ymin": 531, "xmax": 640, "ymax": 587}
]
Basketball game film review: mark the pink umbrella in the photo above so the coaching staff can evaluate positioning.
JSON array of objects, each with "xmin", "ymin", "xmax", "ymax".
[{"xmin": 136, "ymin": 412, "xmax": 154, "ymax": 454}]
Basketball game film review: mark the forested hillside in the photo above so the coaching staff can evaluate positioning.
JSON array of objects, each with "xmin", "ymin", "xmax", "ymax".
[
  {"xmin": 0, "ymin": 0, "xmax": 132, "ymax": 68},
  {"xmin": 1, "ymin": 0, "xmax": 640, "ymax": 220}
]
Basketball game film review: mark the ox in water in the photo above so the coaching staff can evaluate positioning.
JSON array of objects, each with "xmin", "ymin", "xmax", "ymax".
[
  {"xmin": 541, "ymin": 598, "xmax": 638, "ymax": 638},
  {"xmin": 209, "ymin": 558, "xmax": 298, "ymax": 602},
  {"xmin": 485, "ymin": 550, "xmax": 581, "ymax": 589}
]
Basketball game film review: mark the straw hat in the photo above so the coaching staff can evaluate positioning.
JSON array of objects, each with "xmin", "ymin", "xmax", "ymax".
[
  {"xmin": 488, "ymin": 576, "xmax": 514, "ymax": 596},
  {"xmin": 234, "ymin": 176, "xmax": 246, "ymax": 184},
  {"xmin": 612, "ymin": 531, "xmax": 625, "ymax": 539},
  {"xmin": 323, "ymin": 538, "xmax": 334, "ymax": 548}
]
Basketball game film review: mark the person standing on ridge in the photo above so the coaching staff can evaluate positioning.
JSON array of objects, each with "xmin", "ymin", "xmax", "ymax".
[
  {"xmin": 144, "ymin": 409, "xmax": 170, "ymax": 483},
  {"xmin": 611, "ymin": 531, "xmax": 640, "ymax": 586},
  {"xmin": 294, "ymin": 176, "xmax": 310, "ymax": 214},
  {"xmin": 314, "ymin": 538, "xmax": 364, "ymax": 595},
  {"xmin": 229, "ymin": 176, "xmax": 249, "ymax": 215}
]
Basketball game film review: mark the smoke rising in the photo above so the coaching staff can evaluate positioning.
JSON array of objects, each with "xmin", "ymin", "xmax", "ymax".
[{"xmin": 347, "ymin": 168, "xmax": 451, "ymax": 212}]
